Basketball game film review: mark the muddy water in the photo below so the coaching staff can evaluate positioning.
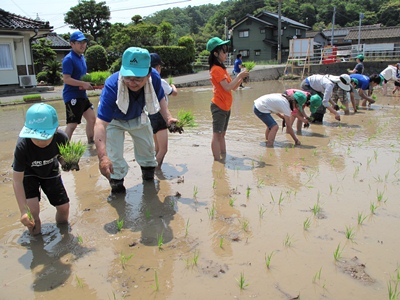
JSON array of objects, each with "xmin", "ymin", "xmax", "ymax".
[{"xmin": 1, "ymin": 80, "xmax": 400, "ymax": 300}]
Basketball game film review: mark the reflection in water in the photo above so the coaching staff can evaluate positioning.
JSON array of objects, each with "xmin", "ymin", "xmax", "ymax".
[
  {"xmin": 104, "ymin": 180, "xmax": 177, "ymax": 246},
  {"xmin": 17, "ymin": 223, "xmax": 93, "ymax": 292}
]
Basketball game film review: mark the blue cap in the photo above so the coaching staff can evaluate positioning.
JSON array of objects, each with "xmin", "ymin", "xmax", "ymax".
[
  {"xmin": 20, "ymin": 103, "xmax": 59, "ymax": 140},
  {"xmin": 150, "ymin": 53, "xmax": 164, "ymax": 67},
  {"xmin": 120, "ymin": 47, "xmax": 150, "ymax": 77},
  {"xmin": 70, "ymin": 31, "xmax": 87, "ymax": 42}
]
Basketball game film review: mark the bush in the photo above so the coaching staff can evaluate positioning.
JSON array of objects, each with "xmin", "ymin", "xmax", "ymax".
[
  {"xmin": 36, "ymin": 72, "xmax": 47, "ymax": 83},
  {"xmin": 86, "ymin": 45, "xmax": 108, "ymax": 72}
]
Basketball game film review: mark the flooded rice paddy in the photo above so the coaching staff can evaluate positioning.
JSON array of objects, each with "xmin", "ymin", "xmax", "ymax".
[{"xmin": 0, "ymin": 80, "xmax": 400, "ymax": 299}]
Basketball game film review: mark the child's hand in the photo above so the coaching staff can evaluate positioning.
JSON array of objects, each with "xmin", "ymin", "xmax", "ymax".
[
  {"xmin": 238, "ymin": 69, "xmax": 249, "ymax": 79},
  {"xmin": 20, "ymin": 213, "xmax": 35, "ymax": 230}
]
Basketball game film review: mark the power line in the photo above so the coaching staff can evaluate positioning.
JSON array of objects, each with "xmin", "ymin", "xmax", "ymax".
[{"xmin": 110, "ymin": 0, "xmax": 191, "ymax": 13}]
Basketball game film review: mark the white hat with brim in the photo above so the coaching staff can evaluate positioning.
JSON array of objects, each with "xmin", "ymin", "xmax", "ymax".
[{"xmin": 329, "ymin": 75, "xmax": 351, "ymax": 92}]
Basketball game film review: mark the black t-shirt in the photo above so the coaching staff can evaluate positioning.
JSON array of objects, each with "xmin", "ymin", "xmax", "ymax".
[{"xmin": 13, "ymin": 130, "xmax": 69, "ymax": 179}]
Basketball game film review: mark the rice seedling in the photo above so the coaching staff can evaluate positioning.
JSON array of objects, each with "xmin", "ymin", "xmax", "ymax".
[
  {"xmin": 184, "ymin": 219, "xmax": 191, "ymax": 237},
  {"xmin": 270, "ymin": 192, "xmax": 275, "ymax": 203},
  {"xmin": 303, "ymin": 217, "xmax": 311, "ymax": 230},
  {"xmin": 76, "ymin": 234, "xmax": 83, "ymax": 244},
  {"xmin": 117, "ymin": 219, "xmax": 124, "ymax": 231},
  {"xmin": 229, "ymin": 197, "xmax": 236, "ymax": 207},
  {"xmin": 278, "ymin": 192, "xmax": 285, "ymax": 205},
  {"xmin": 242, "ymin": 61, "xmax": 256, "ymax": 71},
  {"xmin": 357, "ymin": 212, "xmax": 367, "ymax": 225},
  {"xmin": 283, "ymin": 233, "xmax": 294, "ymax": 247},
  {"xmin": 377, "ymin": 190, "xmax": 385, "ymax": 203},
  {"xmin": 193, "ymin": 186, "xmax": 198, "ymax": 198},
  {"xmin": 312, "ymin": 267, "xmax": 322, "ymax": 283},
  {"xmin": 192, "ymin": 250, "xmax": 199, "ymax": 266},
  {"xmin": 312, "ymin": 149, "xmax": 318, "ymax": 156},
  {"xmin": 157, "ymin": 231, "xmax": 164, "ymax": 250},
  {"xmin": 257, "ymin": 178, "xmax": 265, "ymax": 188},
  {"xmin": 311, "ymin": 202, "xmax": 321, "ymax": 216},
  {"xmin": 75, "ymin": 275, "xmax": 84, "ymax": 288},
  {"xmin": 207, "ymin": 204, "xmax": 216, "ymax": 220},
  {"xmin": 120, "ymin": 252, "xmax": 133, "ymax": 269},
  {"xmin": 388, "ymin": 280, "xmax": 400, "ymax": 300},
  {"xmin": 329, "ymin": 184, "xmax": 333, "ymax": 195},
  {"xmin": 152, "ymin": 270, "xmax": 159, "ymax": 291},
  {"xmin": 58, "ymin": 141, "xmax": 87, "ymax": 171},
  {"xmin": 239, "ymin": 218, "xmax": 249, "ymax": 232},
  {"xmin": 366, "ymin": 157, "xmax": 372, "ymax": 169},
  {"xmin": 259, "ymin": 206, "xmax": 267, "ymax": 219},
  {"xmin": 25, "ymin": 205, "xmax": 33, "ymax": 222},
  {"xmin": 373, "ymin": 149, "xmax": 378, "ymax": 161},
  {"xmin": 236, "ymin": 272, "xmax": 249, "ymax": 290},
  {"xmin": 374, "ymin": 175, "xmax": 383, "ymax": 183},
  {"xmin": 345, "ymin": 225, "xmax": 356, "ymax": 242},
  {"xmin": 333, "ymin": 243, "xmax": 343, "ymax": 261},
  {"xmin": 169, "ymin": 110, "xmax": 197, "ymax": 133},
  {"xmin": 168, "ymin": 75, "xmax": 173, "ymax": 85},
  {"xmin": 370, "ymin": 202, "xmax": 377, "ymax": 214},
  {"xmin": 353, "ymin": 165, "xmax": 360, "ymax": 179},
  {"xmin": 219, "ymin": 236, "xmax": 224, "ymax": 249},
  {"xmin": 212, "ymin": 179, "xmax": 216, "ymax": 189},
  {"xmin": 145, "ymin": 209, "xmax": 151, "ymax": 220},
  {"xmin": 246, "ymin": 186, "xmax": 251, "ymax": 198},
  {"xmin": 265, "ymin": 251, "xmax": 274, "ymax": 269}
]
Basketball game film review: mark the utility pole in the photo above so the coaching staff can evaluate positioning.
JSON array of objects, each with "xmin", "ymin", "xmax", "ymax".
[
  {"xmin": 331, "ymin": 6, "xmax": 336, "ymax": 46},
  {"xmin": 277, "ymin": 0, "xmax": 282, "ymax": 63},
  {"xmin": 224, "ymin": 17, "xmax": 227, "ymax": 41},
  {"xmin": 358, "ymin": 13, "xmax": 364, "ymax": 52}
]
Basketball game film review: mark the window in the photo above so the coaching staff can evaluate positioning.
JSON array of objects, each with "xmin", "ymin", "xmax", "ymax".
[
  {"xmin": 240, "ymin": 50, "xmax": 250, "ymax": 58},
  {"xmin": 254, "ymin": 50, "xmax": 261, "ymax": 56},
  {"xmin": 0, "ymin": 44, "xmax": 13, "ymax": 70},
  {"xmin": 295, "ymin": 29, "xmax": 301, "ymax": 36},
  {"xmin": 239, "ymin": 30, "xmax": 249, "ymax": 38},
  {"xmin": 260, "ymin": 29, "xmax": 265, "ymax": 34}
]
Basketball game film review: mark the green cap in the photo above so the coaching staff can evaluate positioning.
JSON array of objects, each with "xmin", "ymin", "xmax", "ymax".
[
  {"xmin": 351, "ymin": 78, "xmax": 359, "ymax": 86},
  {"xmin": 293, "ymin": 92, "xmax": 307, "ymax": 112},
  {"xmin": 206, "ymin": 37, "xmax": 230, "ymax": 52},
  {"xmin": 356, "ymin": 54, "xmax": 364, "ymax": 61},
  {"xmin": 309, "ymin": 95, "xmax": 322, "ymax": 114}
]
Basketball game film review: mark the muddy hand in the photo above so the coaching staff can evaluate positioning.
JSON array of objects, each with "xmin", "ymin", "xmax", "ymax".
[
  {"xmin": 99, "ymin": 156, "xmax": 113, "ymax": 179},
  {"xmin": 21, "ymin": 213, "xmax": 35, "ymax": 230}
]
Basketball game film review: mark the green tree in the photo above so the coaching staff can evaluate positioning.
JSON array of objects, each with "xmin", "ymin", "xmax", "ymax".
[
  {"xmin": 158, "ymin": 21, "xmax": 175, "ymax": 45},
  {"xmin": 43, "ymin": 60, "xmax": 62, "ymax": 85},
  {"xmin": 64, "ymin": 0, "xmax": 111, "ymax": 42},
  {"xmin": 86, "ymin": 45, "xmax": 108, "ymax": 72},
  {"xmin": 378, "ymin": 2, "xmax": 400, "ymax": 26},
  {"xmin": 111, "ymin": 23, "xmax": 158, "ymax": 54},
  {"xmin": 32, "ymin": 38, "xmax": 56, "ymax": 73},
  {"xmin": 131, "ymin": 15, "xmax": 143, "ymax": 25}
]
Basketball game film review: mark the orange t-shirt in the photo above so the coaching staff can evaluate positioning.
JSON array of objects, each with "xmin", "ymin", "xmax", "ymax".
[{"xmin": 210, "ymin": 65, "xmax": 232, "ymax": 111}]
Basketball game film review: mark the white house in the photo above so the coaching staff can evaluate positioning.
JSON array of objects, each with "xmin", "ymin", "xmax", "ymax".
[{"xmin": 0, "ymin": 9, "xmax": 52, "ymax": 87}]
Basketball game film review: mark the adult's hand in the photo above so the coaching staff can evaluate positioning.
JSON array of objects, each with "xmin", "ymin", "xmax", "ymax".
[{"xmin": 99, "ymin": 156, "xmax": 113, "ymax": 180}]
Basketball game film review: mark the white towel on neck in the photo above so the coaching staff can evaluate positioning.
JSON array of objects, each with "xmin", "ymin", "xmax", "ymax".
[{"xmin": 116, "ymin": 73, "xmax": 160, "ymax": 115}]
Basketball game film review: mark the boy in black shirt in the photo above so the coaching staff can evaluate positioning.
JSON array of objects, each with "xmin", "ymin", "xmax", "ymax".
[{"xmin": 13, "ymin": 104, "xmax": 70, "ymax": 235}]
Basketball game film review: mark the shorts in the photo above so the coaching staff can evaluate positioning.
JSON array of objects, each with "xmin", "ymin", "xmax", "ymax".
[
  {"xmin": 149, "ymin": 112, "xmax": 167, "ymax": 134},
  {"xmin": 23, "ymin": 176, "xmax": 69, "ymax": 207},
  {"xmin": 65, "ymin": 97, "xmax": 94, "ymax": 124},
  {"xmin": 395, "ymin": 81, "xmax": 400, "ymax": 87},
  {"xmin": 331, "ymin": 87, "xmax": 349, "ymax": 104},
  {"xmin": 253, "ymin": 105, "xmax": 277, "ymax": 129},
  {"xmin": 211, "ymin": 102, "xmax": 230, "ymax": 133}
]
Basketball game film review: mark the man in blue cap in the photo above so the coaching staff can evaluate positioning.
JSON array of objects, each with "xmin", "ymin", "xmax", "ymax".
[
  {"xmin": 94, "ymin": 47, "xmax": 177, "ymax": 194},
  {"xmin": 62, "ymin": 30, "xmax": 96, "ymax": 143}
]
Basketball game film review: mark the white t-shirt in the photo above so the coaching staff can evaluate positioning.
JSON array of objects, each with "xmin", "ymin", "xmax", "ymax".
[
  {"xmin": 161, "ymin": 79, "xmax": 173, "ymax": 103},
  {"xmin": 254, "ymin": 93, "xmax": 292, "ymax": 116},
  {"xmin": 380, "ymin": 65, "xmax": 397, "ymax": 81}
]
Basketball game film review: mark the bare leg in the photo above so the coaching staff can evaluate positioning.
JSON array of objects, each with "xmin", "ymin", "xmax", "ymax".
[
  {"xmin": 211, "ymin": 132, "xmax": 226, "ymax": 161},
  {"xmin": 65, "ymin": 123, "xmax": 78, "ymax": 140},
  {"xmin": 154, "ymin": 129, "xmax": 168, "ymax": 169},
  {"xmin": 55, "ymin": 202, "xmax": 70, "ymax": 224},
  {"xmin": 83, "ymin": 108, "xmax": 96, "ymax": 143},
  {"xmin": 266, "ymin": 125, "xmax": 279, "ymax": 147}
]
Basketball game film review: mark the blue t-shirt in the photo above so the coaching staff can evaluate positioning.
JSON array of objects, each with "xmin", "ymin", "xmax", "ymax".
[
  {"xmin": 97, "ymin": 68, "xmax": 165, "ymax": 123},
  {"xmin": 350, "ymin": 74, "xmax": 370, "ymax": 90},
  {"xmin": 62, "ymin": 50, "xmax": 88, "ymax": 103},
  {"xmin": 233, "ymin": 58, "xmax": 242, "ymax": 73}
]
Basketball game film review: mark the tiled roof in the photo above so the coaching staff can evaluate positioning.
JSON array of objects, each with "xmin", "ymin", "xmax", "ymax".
[
  {"xmin": 345, "ymin": 26, "xmax": 400, "ymax": 40},
  {"xmin": 0, "ymin": 8, "xmax": 52, "ymax": 31},
  {"xmin": 255, "ymin": 11, "xmax": 310, "ymax": 29},
  {"xmin": 33, "ymin": 32, "xmax": 70, "ymax": 49}
]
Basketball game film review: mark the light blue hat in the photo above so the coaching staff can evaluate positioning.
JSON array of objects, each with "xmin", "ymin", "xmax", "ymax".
[
  {"xmin": 120, "ymin": 47, "xmax": 151, "ymax": 77},
  {"xmin": 19, "ymin": 103, "xmax": 58, "ymax": 140}
]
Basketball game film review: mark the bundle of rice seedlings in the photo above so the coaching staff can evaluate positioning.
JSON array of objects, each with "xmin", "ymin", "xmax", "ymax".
[
  {"xmin": 58, "ymin": 141, "xmax": 87, "ymax": 171},
  {"xmin": 242, "ymin": 61, "xmax": 256, "ymax": 71},
  {"xmin": 168, "ymin": 110, "xmax": 197, "ymax": 134}
]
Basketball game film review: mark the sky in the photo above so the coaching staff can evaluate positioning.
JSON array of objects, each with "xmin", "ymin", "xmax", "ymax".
[{"xmin": 2, "ymin": 0, "xmax": 223, "ymax": 34}]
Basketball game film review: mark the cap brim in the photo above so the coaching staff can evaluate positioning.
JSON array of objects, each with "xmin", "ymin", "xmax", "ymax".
[
  {"xmin": 120, "ymin": 67, "xmax": 149, "ymax": 77},
  {"xmin": 19, "ymin": 126, "xmax": 56, "ymax": 140},
  {"xmin": 337, "ymin": 82, "xmax": 351, "ymax": 91},
  {"xmin": 310, "ymin": 106, "xmax": 318, "ymax": 114}
]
